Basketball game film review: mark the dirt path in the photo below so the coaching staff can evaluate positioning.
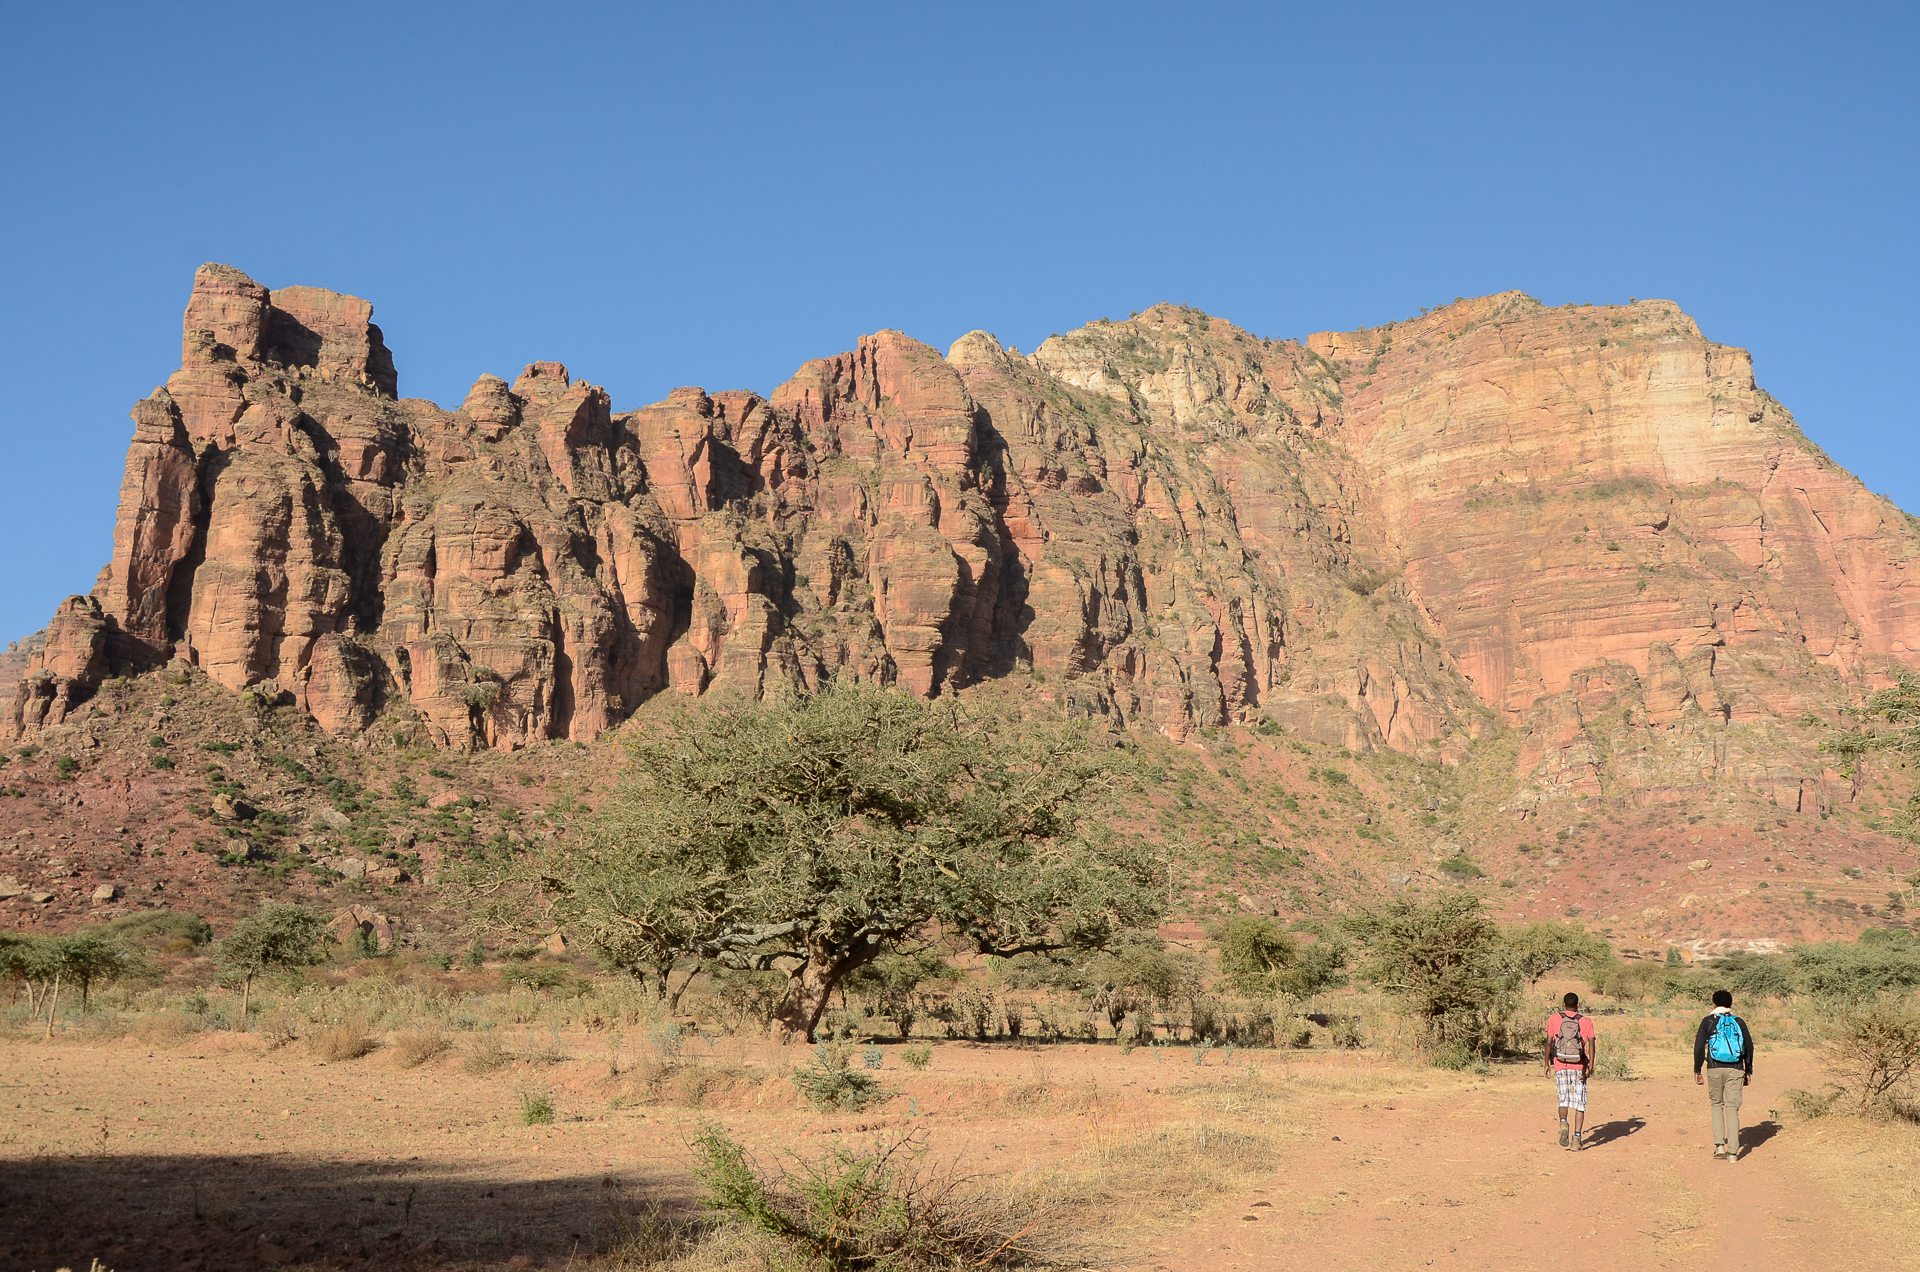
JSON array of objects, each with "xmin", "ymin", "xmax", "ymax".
[{"xmin": 1124, "ymin": 1050, "xmax": 1909, "ymax": 1272}]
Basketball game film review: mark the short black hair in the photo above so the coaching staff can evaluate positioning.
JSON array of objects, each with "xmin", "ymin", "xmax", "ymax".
[
  {"xmin": 1712, "ymin": 989, "xmax": 1733, "ymax": 1008},
  {"xmin": 1563, "ymin": 991, "xmax": 1579, "ymax": 1008}
]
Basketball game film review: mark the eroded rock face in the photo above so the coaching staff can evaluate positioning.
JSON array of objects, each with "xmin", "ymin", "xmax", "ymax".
[{"xmin": 11, "ymin": 269, "xmax": 1920, "ymax": 813}]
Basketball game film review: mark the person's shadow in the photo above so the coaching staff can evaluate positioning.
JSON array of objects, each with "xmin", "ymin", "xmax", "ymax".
[
  {"xmin": 1735, "ymin": 1120, "xmax": 1783, "ymax": 1158},
  {"xmin": 1579, "ymin": 1116, "xmax": 1647, "ymax": 1148}
]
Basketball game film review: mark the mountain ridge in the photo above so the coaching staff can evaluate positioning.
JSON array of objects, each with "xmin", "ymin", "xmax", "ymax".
[{"xmin": 7, "ymin": 266, "xmax": 1920, "ymax": 814}]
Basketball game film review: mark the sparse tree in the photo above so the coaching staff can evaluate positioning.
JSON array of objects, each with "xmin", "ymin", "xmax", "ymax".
[
  {"xmin": 466, "ymin": 683, "xmax": 1163, "ymax": 1041},
  {"xmin": 1505, "ymin": 920, "xmax": 1610, "ymax": 991},
  {"xmin": 53, "ymin": 929, "xmax": 140, "ymax": 1015},
  {"xmin": 1211, "ymin": 916, "xmax": 1298, "ymax": 997},
  {"xmin": 214, "ymin": 903, "xmax": 330, "ymax": 1029},
  {"xmin": 1816, "ymin": 995, "xmax": 1920, "ymax": 1115},
  {"xmin": 1343, "ymin": 894, "xmax": 1516, "ymax": 1051},
  {"xmin": 1826, "ymin": 673, "xmax": 1920, "ymax": 817}
]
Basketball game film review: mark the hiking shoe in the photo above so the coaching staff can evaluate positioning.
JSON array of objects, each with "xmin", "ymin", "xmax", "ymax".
[
  {"xmin": 1570, "ymin": 1131, "xmax": 1582, "ymax": 1152},
  {"xmin": 1713, "ymin": 1146, "xmax": 1727, "ymax": 1159},
  {"xmin": 1558, "ymin": 1123, "xmax": 1570, "ymax": 1147}
]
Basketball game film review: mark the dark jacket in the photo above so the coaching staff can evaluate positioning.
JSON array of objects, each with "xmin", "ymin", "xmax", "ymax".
[{"xmin": 1693, "ymin": 1010, "xmax": 1754, "ymax": 1077}]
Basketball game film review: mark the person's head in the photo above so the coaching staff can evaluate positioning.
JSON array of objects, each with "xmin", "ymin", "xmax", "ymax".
[
  {"xmin": 1563, "ymin": 991, "xmax": 1579, "ymax": 1009},
  {"xmin": 1712, "ymin": 989, "xmax": 1733, "ymax": 1008}
]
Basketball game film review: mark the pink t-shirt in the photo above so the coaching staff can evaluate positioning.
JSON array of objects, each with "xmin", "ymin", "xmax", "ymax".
[{"xmin": 1546, "ymin": 1011, "xmax": 1596, "ymax": 1069}]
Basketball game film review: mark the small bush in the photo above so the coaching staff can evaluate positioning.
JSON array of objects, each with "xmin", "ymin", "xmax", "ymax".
[
  {"xmin": 902, "ymin": 1042, "xmax": 933, "ymax": 1071},
  {"xmin": 1282, "ymin": 1020, "xmax": 1313, "ymax": 1049},
  {"xmin": 690, "ymin": 1124, "xmax": 1068, "ymax": 1269},
  {"xmin": 393, "ymin": 1029, "xmax": 454, "ymax": 1069},
  {"xmin": 463, "ymin": 1036, "xmax": 515, "ymax": 1074},
  {"xmin": 1785, "ymin": 1085, "xmax": 1844, "ymax": 1119},
  {"xmin": 1430, "ymin": 1041, "xmax": 1475, "ymax": 1070},
  {"xmin": 861, "ymin": 1045, "xmax": 884, "ymax": 1070},
  {"xmin": 309, "ymin": 1020, "xmax": 380, "ymax": 1062},
  {"xmin": 1593, "ymin": 1049, "xmax": 1635, "ymax": 1081},
  {"xmin": 500, "ymin": 963, "xmax": 570, "ymax": 991},
  {"xmin": 1814, "ymin": 995, "xmax": 1920, "ymax": 1115},
  {"xmin": 792, "ymin": 1044, "xmax": 889, "ymax": 1111},
  {"xmin": 106, "ymin": 910, "xmax": 213, "ymax": 948},
  {"xmin": 1328, "ymin": 1015, "xmax": 1364, "ymax": 1049},
  {"xmin": 519, "ymin": 1089, "xmax": 556, "ymax": 1125},
  {"xmin": 257, "ymin": 1009, "xmax": 301, "ymax": 1050}
]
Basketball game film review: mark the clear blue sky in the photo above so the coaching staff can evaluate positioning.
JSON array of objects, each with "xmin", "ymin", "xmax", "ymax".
[{"xmin": 2, "ymin": 2, "xmax": 1915, "ymax": 645}]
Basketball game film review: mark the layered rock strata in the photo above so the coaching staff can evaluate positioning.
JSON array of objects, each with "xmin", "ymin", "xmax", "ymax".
[{"xmin": 7, "ymin": 268, "xmax": 1918, "ymax": 810}]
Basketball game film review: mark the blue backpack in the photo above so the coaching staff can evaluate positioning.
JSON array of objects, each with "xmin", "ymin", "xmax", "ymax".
[{"xmin": 1707, "ymin": 1013, "xmax": 1745, "ymax": 1064}]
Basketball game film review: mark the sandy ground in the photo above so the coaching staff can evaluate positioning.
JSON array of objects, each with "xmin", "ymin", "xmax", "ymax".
[{"xmin": 0, "ymin": 1034, "xmax": 1912, "ymax": 1272}]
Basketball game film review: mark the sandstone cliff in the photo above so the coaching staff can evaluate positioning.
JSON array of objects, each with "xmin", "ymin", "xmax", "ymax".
[{"xmin": 9, "ymin": 267, "xmax": 1918, "ymax": 817}]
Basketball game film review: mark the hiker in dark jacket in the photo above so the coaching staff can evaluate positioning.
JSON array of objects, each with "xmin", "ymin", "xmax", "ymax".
[{"xmin": 1693, "ymin": 989, "xmax": 1754, "ymax": 1160}]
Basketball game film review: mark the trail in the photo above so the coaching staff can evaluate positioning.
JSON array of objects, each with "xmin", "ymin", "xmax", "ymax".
[{"xmin": 1123, "ymin": 1051, "xmax": 1909, "ymax": 1271}]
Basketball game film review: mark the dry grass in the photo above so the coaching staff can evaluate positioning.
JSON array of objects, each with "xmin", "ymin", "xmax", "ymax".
[
  {"xmin": 134, "ymin": 1009, "xmax": 204, "ymax": 1048},
  {"xmin": 307, "ymin": 1019, "xmax": 381, "ymax": 1062},
  {"xmin": 462, "ymin": 1035, "xmax": 515, "ymax": 1074},
  {"xmin": 616, "ymin": 1058, "xmax": 771, "ymax": 1109},
  {"xmin": 391, "ymin": 1028, "xmax": 454, "ymax": 1069}
]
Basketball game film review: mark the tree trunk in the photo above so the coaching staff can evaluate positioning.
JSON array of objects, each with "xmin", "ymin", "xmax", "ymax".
[
  {"xmin": 44, "ymin": 971, "xmax": 61, "ymax": 1039},
  {"xmin": 771, "ymin": 942, "xmax": 880, "ymax": 1043},
  {"xmin": 239, "ymin": 975, "xmax": 252, "ymax": 1032},
  {"xmin": 665, "ymin": 961, "xmax": 703, "ymax": 1014}
]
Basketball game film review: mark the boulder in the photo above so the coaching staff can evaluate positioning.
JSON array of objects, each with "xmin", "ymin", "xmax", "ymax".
[
  {"xmin": 312, "ymin": 806, "xmax": 352, "ymax": 832},
  {"xmin": 328, "ymin": 904, "xmax": 396, "ymax": 952}
]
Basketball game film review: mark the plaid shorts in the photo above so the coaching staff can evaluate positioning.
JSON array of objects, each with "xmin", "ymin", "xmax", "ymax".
[{"xmin": 1555, "ymin": 1066, "xmax": 1588, "ymax": 1112}]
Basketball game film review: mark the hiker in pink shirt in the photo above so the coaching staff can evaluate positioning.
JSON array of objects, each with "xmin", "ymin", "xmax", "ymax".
[{"xmin": 1544, "ymin": 990, "xmax": 1597, "ymax": 1151}]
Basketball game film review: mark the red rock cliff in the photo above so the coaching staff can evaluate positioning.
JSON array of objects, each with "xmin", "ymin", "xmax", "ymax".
[{"xmin": 9, "ymin": 271, "xmax": 1918, "ymax": 814}]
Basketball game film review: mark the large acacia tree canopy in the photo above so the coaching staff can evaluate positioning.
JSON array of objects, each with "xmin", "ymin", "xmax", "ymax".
[{"xmin": 513, "ymin": 683, "xmax": 1164, "ymax": 1001}]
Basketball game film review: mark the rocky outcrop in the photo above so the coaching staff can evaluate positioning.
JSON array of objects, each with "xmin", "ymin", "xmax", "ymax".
[{"xmin": 11, "ymin": 267, "xmax": 1920, "ymax": 814}]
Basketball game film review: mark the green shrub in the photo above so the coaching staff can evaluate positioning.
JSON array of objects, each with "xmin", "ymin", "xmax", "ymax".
[
  {"xmin": 690, "ymin": 1123, "xmax": 1065, "ymax": 1269},
  {"xmin": 1430, "ymin": 1041, "xmax": 1474, "ymax": 1070},
  {"xmin": 500, "ymin": 963, "xmax": 569, "ymax": 991},
  {"xmin": 1328, "ymin": 1015, "xmax": 1364, "ymax": 1049},
  {"xmin": 1437, "ymin": 855, "xmax": 1484, "ymax": 879},
  {"xmin": 106, "ymin": 909, "xmax": 213, "ymax": 948},
  {"xmin": 901, "ymin": 1042, "xmax": 933, "ymax": 1071},
  {"xmin": 1593, "ymin": 1049, "xmax": 1635, "ymax": 1081},
  {"xmin": 792, "ymin": 1044, "xmax": 889, "ymax": 1111},
  {"xmin": 519, "ymin": 1089, "xmax": 555, "ymax": 1125}
]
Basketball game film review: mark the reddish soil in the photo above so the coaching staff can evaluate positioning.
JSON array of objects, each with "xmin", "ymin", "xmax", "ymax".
[{"xmin": 1, "ymin": 1032, "xmax": 1908, "ymax": 1272}]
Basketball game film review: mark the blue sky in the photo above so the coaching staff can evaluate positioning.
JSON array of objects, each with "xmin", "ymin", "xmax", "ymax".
[{"xmin": 1, "ymin": 2, "xmax": 1914, "ymax": 644}]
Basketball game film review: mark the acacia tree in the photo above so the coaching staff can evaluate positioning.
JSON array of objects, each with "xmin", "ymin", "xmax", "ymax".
[
  {"xmin": 1825, "ymin": 673, "xmax": 1920, "ymax": 816},
  {"xmin": 214, "ymin": 903, "xmax": 330, "ymax": 1029},
  {"xmin": 1505, "ymin": 920, "xmax": 1610, "ymax": 991},
  {"xmin": 1343, "ymin": 894, "xmax": 1517, "ymax": 1051},
  {"xmin": 472, "ymin": 682, "xmax": 1163, "ymax": 1041}
]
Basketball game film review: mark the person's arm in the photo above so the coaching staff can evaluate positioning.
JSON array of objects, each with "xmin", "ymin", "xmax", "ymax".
[
  {"xmin": 1693, "ymin": 1016, "xmax": 1709, "ymax": 1083},
  {"xmin": 1740, "ymin": 1016, "xmax": 1754, "ymax": 1082},
  {"xmin": 1544, "ymin": 1023, "xmax": 1555, "ymax": 1075},
  {"xmin": 1585, "ymin": 1033, "xmax": 1597, "ymax": 1078}
]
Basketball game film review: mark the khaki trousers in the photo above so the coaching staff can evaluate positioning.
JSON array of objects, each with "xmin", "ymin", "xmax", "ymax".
[{"xmin": 1707, "ymin": 1066, "xmax": 1744, "ymax": 1149}]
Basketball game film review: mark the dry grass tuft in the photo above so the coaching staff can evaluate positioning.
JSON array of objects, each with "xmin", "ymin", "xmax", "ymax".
[
  {"xmin": 307, "ymin": 1019, "xmax": 381, "ymax": 1062},
  {"xmin": 617, "ymin": 1059, "xmax": 769, "ymax": 1109},
  {"xmin": 392, "ymin": 1029, "xmax": 454, "ymax": 1069},
  {"xmin": 462, "ymin": 1035, "xmax": 515, "ymax": 1075},
  {"xmin": 135, "ymin": 1010, "xmax": 205, "ymax": 1048}
]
